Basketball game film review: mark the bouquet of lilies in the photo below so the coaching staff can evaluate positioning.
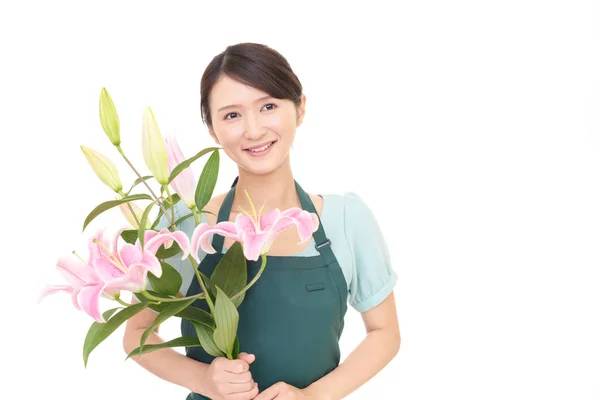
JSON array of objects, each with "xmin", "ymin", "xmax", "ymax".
[{"xmin": 39, "ymin": 88, "xmax": 319, "ymax": 366}]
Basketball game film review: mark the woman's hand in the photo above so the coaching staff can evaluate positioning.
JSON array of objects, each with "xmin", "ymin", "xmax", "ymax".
[
  {"xmin": 196, "ymin": 352, "xmax": 259, "ymax": 400},
  {"xmin": 253, "ymin": 382, "xmax": 329, "ymax": 400}
]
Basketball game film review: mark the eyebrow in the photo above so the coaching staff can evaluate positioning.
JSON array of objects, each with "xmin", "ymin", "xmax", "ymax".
[{"xmin": 217, "ymin": 95, "xmax": 273, "ymax": 113}]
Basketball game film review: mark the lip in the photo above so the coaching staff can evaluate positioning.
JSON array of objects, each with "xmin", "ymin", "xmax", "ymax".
[
  {"xmin": 244, "ymin": 140, "xmax": 276, "ymax": 157},
  {"xmin": 244, "ymin": 140, "xmax": 276, "ymax": 150}
]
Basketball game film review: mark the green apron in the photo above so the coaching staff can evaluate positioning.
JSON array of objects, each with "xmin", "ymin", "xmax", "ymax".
[{"xmin": 182, "ymin": 178, "xmax": 348, "ymax": 399}]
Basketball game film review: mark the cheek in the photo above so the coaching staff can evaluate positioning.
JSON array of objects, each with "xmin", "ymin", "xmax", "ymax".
[
  {"xmin": 215, "ymin": 125, "xmax": 244, "ymax": 147},
  {"xmin": 264, "ymin": 113, "xmax": 294, "ymax": 132}
]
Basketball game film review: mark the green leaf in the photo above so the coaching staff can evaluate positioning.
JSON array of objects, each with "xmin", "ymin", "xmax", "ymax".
[
  {"xmin": 173, "ymin": 212, "xmax": 194, "ymax": 227},
  {"xmin": 139, "ymin": 298, "xmax": 196, "ymax": 353},
  {"xmin": 120, "ymin": 229, "xmax": 138, "ymax": 245},
  {"xmin": 192, "ymin": 321, "xmax": 225, "ymax": 358},
  {"xmin": 211, "ymin": 242, "xmax": 247, "ymax": 308},
  {"xmin": 212, "ymin": 286, "xmax": 239, "ymax": 359},
  {"xmin": 195, "ymin": 150, "xmax": 220, "ymax": 212},
  {"xmin": 126, "ymin": 336, "xmax": 201, "ymax": 359},
  {"xmin": 155, "ymin": 241, "xmax": 182, "ymax": 259},
  {"xmin": 168, "ymin": 147, "xmax": 220, "ymax": 185},
  {"xmin": 176, "ymin": 306, "xmax": 215, "ymax": 329},
  {"xmin": 83, "ymin": 303, "xmax": 147, "ymax": 367},
  {"xmin": 138, "ymin": 202, "xmax": 155, "ymax": 251},
  {"xmin": 134, "ymin": 292, "xmax": 214, "ymax": 329},
  {"xmin": 158, "ymin": 193, "xmax": 181, "ymax": 211},
  {"xmin": 232, "ymin": 336, "xmax": 240, "ymax": 360},
  {"xmin": 83, "ymin": 194, "xmax": 153, "ymax": 232},
  {"xmin": 125, "ymin": 175, "xmax": 154, "ymax": 196},
  {"xmin": 147, "ymin": 261, "xmax": 182, "ymax": 297}
]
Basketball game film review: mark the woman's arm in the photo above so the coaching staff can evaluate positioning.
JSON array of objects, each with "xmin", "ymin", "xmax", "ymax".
[
  {"xmin": 303, "ymin": 292, "xmax": 400, "ymax": 400},
  {"xmin": 122, "ymin": 298, "xmax": 209, "ymax": 394}
]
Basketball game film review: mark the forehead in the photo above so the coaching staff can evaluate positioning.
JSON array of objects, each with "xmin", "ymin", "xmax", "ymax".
[{"xmin": 209, "ymin": 75, "xmax": 270, "ymax": 110}]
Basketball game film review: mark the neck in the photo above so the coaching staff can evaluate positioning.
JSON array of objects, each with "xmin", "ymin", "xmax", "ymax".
[{"xmin": 232, "ymin": 158, "xmax": 299, "ymax": 213}]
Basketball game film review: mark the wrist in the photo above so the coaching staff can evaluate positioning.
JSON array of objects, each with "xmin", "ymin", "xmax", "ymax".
[
  {"xmin": 303, "ymin": 384, "xmax": 334, "ymax": 400},
  {"xmin": 184, "ymin": 358, "xmax": 210, "ymax": 394}
]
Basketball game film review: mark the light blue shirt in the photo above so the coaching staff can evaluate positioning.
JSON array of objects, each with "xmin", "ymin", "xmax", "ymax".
[{"xmin": 150, "ymin": 192, "xmax": 397, "ymax": 313}]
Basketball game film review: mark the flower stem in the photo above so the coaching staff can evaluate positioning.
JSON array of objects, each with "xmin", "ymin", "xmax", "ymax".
[
  {"xmin": 117, "ymin": 190, "xmax": 141, "ymax": 227},
  {"xmin": 115, "ymin": 296, "xmax": 130, "ymax": 307},
  {"xmin": 230, "ymin": 253, "xmax": 267, "ymax": 301},
  {"xmin": 164, "ymin": 185, "xmax": 176, "ymax": 225},
  {"xmin": 187, "ymin": 254, "xmax": 215, "ymax": 314},
  {"xmin": 115, "ymin": 145, "xmax": 175, "ymax": 228},
  {"xmin": 192, "ymin": 207, "xmax": 200, "ymax": 225},
  {"xmin": 141, "ymin": 290, "xmax": 205, "ymax": 303}
]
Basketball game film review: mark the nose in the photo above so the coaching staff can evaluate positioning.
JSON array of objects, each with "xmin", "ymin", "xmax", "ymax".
[{"xmin": 244, "ymin": 112, "xmax": 267, "ymax": 140}]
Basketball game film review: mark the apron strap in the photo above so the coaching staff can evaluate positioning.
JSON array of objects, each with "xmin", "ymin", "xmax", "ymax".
[
  {"xmin": 211, "ymin": 178, "xmax": 238, "ymax": 253},
  {"xmin": 211, "ymin": 176, "xmax": 334, "ymax": 263}
]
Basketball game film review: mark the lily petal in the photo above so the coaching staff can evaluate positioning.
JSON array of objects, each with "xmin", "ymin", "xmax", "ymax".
[
  {"xmin": 191, "ymin": 222, "xmax": 239, "ymax": 261},
  {"xmin": 144, "ymin": 230, "xmax": 191, "ymax": 259},
  {"xmin": 238, "ymin": 230, "xmax": 272, "ymax": 261},
  {"xmin": 139, "ymin": 252, "xmax": 162, "ymax": 278},
  {"xmin": 119, "ymin": 243, "xmax": 143, "ymax": 267},
  {"xmin": 259, "ymin": 209, "xmax": 281, "ymax": 231},
  {"xmin": 56, "ymin": 255, "xmax": 98, "ymax": 287},
  {"xmin": 92, "ymin": 256, "xmax": 124, "ymax": 283},
  {"xmin": 77, "ymin": 284, "xmax": 106, "ymax": 322},
  {"xmin": 235, "ymin": 214, "xmax": 259, "ymax": 235},
  {"xmin": 103, "ymin": 263, "xmax": 148, "ymax": 293},
  {"xmin": 276, "ymin": 209, "xmax": 320, "ymax": 243}
]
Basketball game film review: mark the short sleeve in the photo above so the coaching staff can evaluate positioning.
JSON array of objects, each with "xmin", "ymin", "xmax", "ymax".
[{"xmin": 343, "ymin": 193, "xmax": 398, "ymax": 312}]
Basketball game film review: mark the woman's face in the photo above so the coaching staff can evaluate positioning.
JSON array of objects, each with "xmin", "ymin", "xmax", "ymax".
[{"xmin": 208, "ymin": 74, "xmax": 306, "ymax": 175}]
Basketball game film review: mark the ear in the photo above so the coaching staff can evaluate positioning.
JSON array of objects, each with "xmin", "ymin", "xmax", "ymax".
[
  {"xmin": 208, "ymin": 128, "xmax": 220, "ymax": 145},
  {"xmin": 296, "ymin": 95, "xmax": 307, "ymax": 127}
]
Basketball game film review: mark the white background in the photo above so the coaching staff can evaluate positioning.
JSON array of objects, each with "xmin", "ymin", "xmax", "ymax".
[{"xmin": 1, "ymin": 0, "xmax": 599, "ymax": 399}]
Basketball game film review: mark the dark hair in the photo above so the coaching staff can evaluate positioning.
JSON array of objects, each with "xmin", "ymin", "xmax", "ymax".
[{"xmin": 200, "ymin": 43, "xmax": 303, "ymax": 130}]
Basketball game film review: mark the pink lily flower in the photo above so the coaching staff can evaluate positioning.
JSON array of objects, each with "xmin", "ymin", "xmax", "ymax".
[
  {"xmin": 41, "ymin": 227, "xmax": 192, "ymax": 323},
  {"xmin": 88, "ymin": 226, "xmax": 191, "ymax": 294},
  {"xmin": 164, "ymin": 132, "xmax": 196, "ymax": 209},
  {"xmin": 191, "ymin": 190, "xmax": 319, "ymax": 261},
  {"xmin": 39, "ymin": 255, "xmax": 106, "ymax": 322}
]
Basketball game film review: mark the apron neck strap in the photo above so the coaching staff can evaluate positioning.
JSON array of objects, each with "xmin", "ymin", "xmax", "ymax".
[{"xmin": 211, "ymin": 176, "xmax": 331, "ymax": 258}]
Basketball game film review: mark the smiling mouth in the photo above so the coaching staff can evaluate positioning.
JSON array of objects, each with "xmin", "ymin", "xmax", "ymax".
[{"xmin": 244, "ymin": 140, "xmax": 277, "ymax": 153}]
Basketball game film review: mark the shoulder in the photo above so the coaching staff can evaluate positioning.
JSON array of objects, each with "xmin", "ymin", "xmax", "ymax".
[{"xmin": 320, "ymin": 192, "xmax": 376, "ymax": 226}]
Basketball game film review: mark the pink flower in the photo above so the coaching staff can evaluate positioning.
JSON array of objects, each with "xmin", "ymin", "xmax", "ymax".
[
  {"xmin": 191, "ymin": 190, "xmax": 319, "ymax": 261},
  {"xmin": 164, "ymin": 133, "xmax": 196, "ymax": 209},
  {"xmin": 40, "ymin": 227, "xmax": 192, "ymax": 322},
  {"xmin": 88, "ymin": 227, "xmax": 191, "ymax": 294},
  {"xmin": 39, "ymin": 255, "xmax": 106, "ymax": 322}
]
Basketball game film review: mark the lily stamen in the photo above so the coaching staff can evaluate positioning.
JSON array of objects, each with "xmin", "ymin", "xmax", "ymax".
[{"xmin": 92, "ymin": 238, "xmax": 128, "ymax": 273}]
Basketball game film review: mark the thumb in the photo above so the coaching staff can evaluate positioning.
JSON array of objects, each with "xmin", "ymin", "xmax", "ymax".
[{"xmin": 237, "ymin": 352, "xmax": 255, "ymax": 364}]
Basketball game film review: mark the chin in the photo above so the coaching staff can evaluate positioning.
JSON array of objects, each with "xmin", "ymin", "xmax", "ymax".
[{"xmin": 240, "ymin": 155, "xmax": 288, "ymax": 176}]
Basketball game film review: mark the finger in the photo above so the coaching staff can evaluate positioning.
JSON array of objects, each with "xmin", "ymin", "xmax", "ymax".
[
  {"xmin": 229, "ymin": 382, "xmax": 259, "ymax": 400},
  {"xmin": 224, "ymin": 359, "xmax": 250, "ymax": 373},
  {"xmin": 226, "ymin": 370, "xmax": 253, "ymax": 384},
  {"xmin": 225, "ymin": 380, "xmax": 255, "ymax": 394},
  {"xmin": 254, "ymin": 383, "xmax": 281, "ymax": 400},
  {"xmin": 237, "ymin": 352, "xmax": 256, "ymax": 364}
]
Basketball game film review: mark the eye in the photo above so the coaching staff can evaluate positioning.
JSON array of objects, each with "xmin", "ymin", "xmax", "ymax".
[
  {"xmin": 224, "ymin": 112, "xmax": 239, "ymax": 120},
  {"xmin": 223, "ymin": 103, "xmax": 277, "ymax": 120}
]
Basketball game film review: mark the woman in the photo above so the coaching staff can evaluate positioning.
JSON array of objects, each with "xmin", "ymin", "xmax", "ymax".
[{"xmin": 123, "ymin": 42, "xmax": 400, "ymax": 400}]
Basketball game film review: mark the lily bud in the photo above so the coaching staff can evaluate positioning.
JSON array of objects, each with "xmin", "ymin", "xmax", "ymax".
[
  {"xmin": 99, "ymin": 88, "xmax": 120, "ymax": 146},
  {"xmin": 165, "ymin": 132, "xmax": 196, "ymax": 209},
  {"xmin": 118, "ymin": 198, "xmax": 150, "ymax": 229},
  {"xmin": 142, "ymin": 107, "xmax": 169, "ymax": 185},
  {"xmin": 81, "ymin": 145, "xmax": 123, "ymax": 192}
]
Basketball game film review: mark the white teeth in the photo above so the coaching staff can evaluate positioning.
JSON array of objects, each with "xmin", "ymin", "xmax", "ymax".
[{"xmin": 248, "ymin": 141, "xmax": 273, "ymax": 152}]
